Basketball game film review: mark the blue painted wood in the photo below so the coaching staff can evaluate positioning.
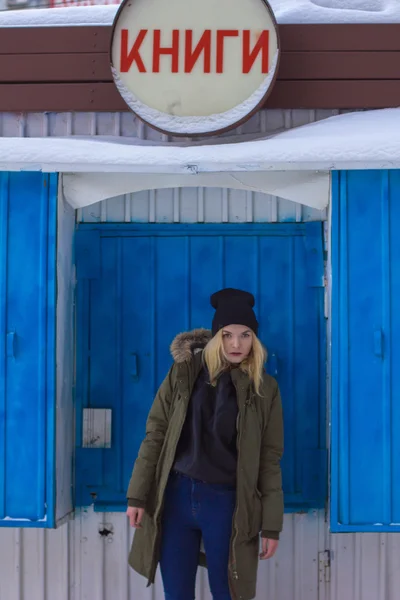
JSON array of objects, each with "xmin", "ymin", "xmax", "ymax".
[
  {"xmin": 0, "ymin": 173, "xmax": 9, "ymax": 521},
  {"xmin": 304, "ymin": 222, "xmax": 325, "ymax": 287},
  {"xmin": 75, "ymin": 230, "xmax": 100, "ymax": 280},
  {"xmin": 77, "ymin": 223, "xmax": 307, "ymax": 236},
  {"xmin": 45, "ymin": 173, "xmax": 58, "ymax": 527},
  {"xmin": 331, "ymin": 170, "xmax": 400, "ymax": 532},
  {"xmin": 390, "ymin": 170, "xmax": 400, "ymax": 527},
  {"xmin": 75, "ymin": 224, "xmax": 326, "ymax": 511},
  {"xmin": 0, "ymin": 172, "xmax": 57, "ymax": 528}
]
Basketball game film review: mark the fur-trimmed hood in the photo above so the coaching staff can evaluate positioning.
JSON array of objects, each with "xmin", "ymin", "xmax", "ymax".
[{"xmin": 170, "ymin": 329, "xmax": 212, "ymax": 363}]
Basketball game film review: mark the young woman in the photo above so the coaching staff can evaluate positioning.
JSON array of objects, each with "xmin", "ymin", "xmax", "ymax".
[{"xmin": 126, "ymin": 288, "xmax": 284, "ymax": 600}]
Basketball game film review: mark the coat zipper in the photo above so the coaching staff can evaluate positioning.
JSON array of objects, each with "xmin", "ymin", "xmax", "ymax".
[
  {"xmin": 231, "ymin": 409, "xmax": 242, "ymax": 581},
  {"xmin": 231, "ymin": 390, "xmax": 255, "ymax": 584},
  {"xmin": 231, "ymin": 389, "xmax": 252, "ymax": 582}
]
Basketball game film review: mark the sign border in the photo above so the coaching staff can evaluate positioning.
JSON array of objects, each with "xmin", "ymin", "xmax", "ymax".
[{"xmin": 109, "ymin": 0, "xmax": 281, "ymax": 137}]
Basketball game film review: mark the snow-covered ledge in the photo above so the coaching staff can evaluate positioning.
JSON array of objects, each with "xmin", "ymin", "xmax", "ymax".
[
  {"xmin": 0, "ymin": 1, "xmax": 399, "ymax": 27},
  {"xmin": 0, "ymin": 109, "xmax": 398, "ymax": 209}
]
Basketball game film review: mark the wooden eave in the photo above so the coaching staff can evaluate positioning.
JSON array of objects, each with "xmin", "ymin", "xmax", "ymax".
[{"xmin": 0, "ymin": 23, "xmax": 399, "ymax": 112}]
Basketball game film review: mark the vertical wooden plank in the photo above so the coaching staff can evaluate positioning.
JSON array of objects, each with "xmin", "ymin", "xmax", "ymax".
[
  {"xmin": 288, "ymin": 237, "xmax": 297, "ymax": 492},
  {"xmin": 6, "ymin": 172, "xmax": 48, "ymax": 520},
  {"xmin": 55, "ymin": 192, "xmax": 75, "ymax": 523},
  {"xmin": 258, "ymin": 234, "xmax": 296, "ymax": 496},
  {"xmin": 338, "ymin": 171, "xmax": 349, "ymax": 526},
  {"xmin": 115, "ymin": 239, "xmax": 123, "ymax": 492},
  {"xmin": 347, "ymin": 171, "xmax": 384, "ymax": 526},
  {"xmin": 330, "ymin": 171, "xmax": 341, "ymax": 530},
  {"xmin": 224, "ymin": 236, "xmax": 258, "ymax": 294},
  {"xmin": 189, "ymin": 236, "xmax": 223, "ymax": 329},
  {"xmin": 121, "ymin": 236, "xmax": 153, "ymax": 492},
  {"xmin": 0, "ymin": 173, "xmax": 8, "ymax": 519},
  {"xmin": 380, "ymin": 171, "xmax": 392, "ymax": 525},
  {"xmin": 45, "ymin": 173, "xmax": 57, "ymax": 527},
  {"xmin": 155, "ymin": 235, "xmax": 188, "ymax": 383},
  {"xmin": 185, "ymin": 236, "xmax": 191, "ymax": 332},
  {"xmin": 294, "ymin": 232, "xmax": 323, "ymax": 499},
  {"xmin": 88, "ymin": 237, "xmax": 118, "ymax": 495},
  {"xmin": 150, "ymin": 236, "xmax": 156, "ymax": 400},
  {"xmin": 74, "ymin": 277, "xmax": 90, "ymax": 448},
  {"xmin": 389, "ymin": 171, "xmax": 400, "ymax": 525}
]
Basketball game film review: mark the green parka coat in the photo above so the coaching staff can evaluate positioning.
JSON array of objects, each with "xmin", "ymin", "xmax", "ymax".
[{"xmin": 127, "ymin": 329, "xmax": 284, "ymax": 600}]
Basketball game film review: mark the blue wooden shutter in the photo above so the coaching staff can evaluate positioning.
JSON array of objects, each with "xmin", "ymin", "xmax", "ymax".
[
  {"xmin": 331, "ymin": 170, "xmax": 400, "ymax": 532},
  {"xmin": 261, "ymin": 222, "xmax": 327, "ymax": 509},
  {"xmin": 0, "ymin": 172, "xmax": 57, "ymax": 528},
  {"xmin": 75, "ymin": 224, "xmax": 326, "ymax": 511}
]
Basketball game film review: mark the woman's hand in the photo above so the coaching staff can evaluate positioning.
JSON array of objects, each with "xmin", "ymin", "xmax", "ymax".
[
  {"xmin": 260, "ymin": 537, "xmax": 279, "ymax": 560},
  {"xmin": 126, "ymin": 506, "xmax": 145, "ymax": 528}
]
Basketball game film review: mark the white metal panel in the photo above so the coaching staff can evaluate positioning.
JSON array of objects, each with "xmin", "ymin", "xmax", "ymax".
[
  {"xmin": 82, "ymin": 408, "xmax": 112, "ymax": 448},
  {"xmin": 329, "ymin": 532, "xmax": 400, "ymax": 600},
  {"xmin": 0, "ymin": 109, "xmax": 346, "ymax": 140},
  {"xmin": 0, "ymin": 109, "xmax": 342, "ymax": 223},
  {"xmin": 75, "ymin": 184, "xmax": 328, "ymax": 224},
  {"xmin": 9, "ymin": 513, "xmax": 397, "ymax": 600},
  {"xmin": 0, "ymin": 509, "xmax": 327, "ymax": 600}
]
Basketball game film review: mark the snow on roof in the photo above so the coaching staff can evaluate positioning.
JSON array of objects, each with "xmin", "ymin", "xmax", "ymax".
[
  {"xmin": 0, "ymin": 108, "xmax": 398, "ymax": 173},
  {"xmin": 271, "ymin": 0, "xmax": 400, "ymax": 24},
  {"xmin": 0, "ymin": 0, "xmax": 399, "ymax": 27},
  {"xmin": 0, "ymin": 108, "xmax": 396, "ymax": 210},
  {"xmin": 0, "ymin": 5, "xmax": 117, "ymax": 27}
]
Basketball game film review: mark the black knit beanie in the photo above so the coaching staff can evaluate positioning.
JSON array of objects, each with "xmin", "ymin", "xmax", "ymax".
[{"xmin": 211, "ymin": 288, "xmax": 259, "ymax": 336}]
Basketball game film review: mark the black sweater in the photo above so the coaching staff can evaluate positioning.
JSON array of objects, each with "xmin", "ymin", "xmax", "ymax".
[{"xmin": 173, "ymin": 368, "xmax": 238, "ymax": 486}]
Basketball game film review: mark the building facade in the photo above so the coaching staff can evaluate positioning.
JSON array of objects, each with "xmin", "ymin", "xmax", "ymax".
[{"xmin": 0, "ymin": 8, "xmax": 399, "ymax": 600}]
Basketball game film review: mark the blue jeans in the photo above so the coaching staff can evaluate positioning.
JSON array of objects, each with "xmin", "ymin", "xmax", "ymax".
[{"xmin": 160, "ymin": 471, "xmax": 236, "ymax": 600}]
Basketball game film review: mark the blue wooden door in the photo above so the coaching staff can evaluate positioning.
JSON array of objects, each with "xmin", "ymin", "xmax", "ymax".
[
  {"xmin": 75, "ymin": 223, "xmax": 326, "ymax": 511},
  {"xmin": 332, "ymin": 170, "xmax": 400, "ymax": 532},
  {"xmin": 0, "ymin": 172, "xmax": 57, "ymax": 527}
]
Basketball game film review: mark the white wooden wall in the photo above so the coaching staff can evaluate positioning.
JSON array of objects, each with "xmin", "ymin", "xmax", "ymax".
[{"xmin": 55, "ymin": 190, "xmax": 75, "ymax": 524}]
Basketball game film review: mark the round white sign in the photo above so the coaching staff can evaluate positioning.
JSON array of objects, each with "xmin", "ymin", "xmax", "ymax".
[{"xmin": 110, "ymin": 0, "xmax": 279, "ymax": 136}]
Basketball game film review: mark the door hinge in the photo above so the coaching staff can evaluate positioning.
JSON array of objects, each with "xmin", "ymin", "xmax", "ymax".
[{"xmin": 318, "ymin": 550, "xmax": 331, "ymax": 583}]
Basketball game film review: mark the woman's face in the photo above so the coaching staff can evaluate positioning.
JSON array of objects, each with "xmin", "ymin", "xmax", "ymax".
[{"xmin": 222, "ymin": 325, "xmax": 253, "ymax": 364}]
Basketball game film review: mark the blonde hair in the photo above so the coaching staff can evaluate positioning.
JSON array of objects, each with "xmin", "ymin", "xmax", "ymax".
[{"xmin": 203, "ymin": 330, "xmax": 267, "ymax": 396}]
